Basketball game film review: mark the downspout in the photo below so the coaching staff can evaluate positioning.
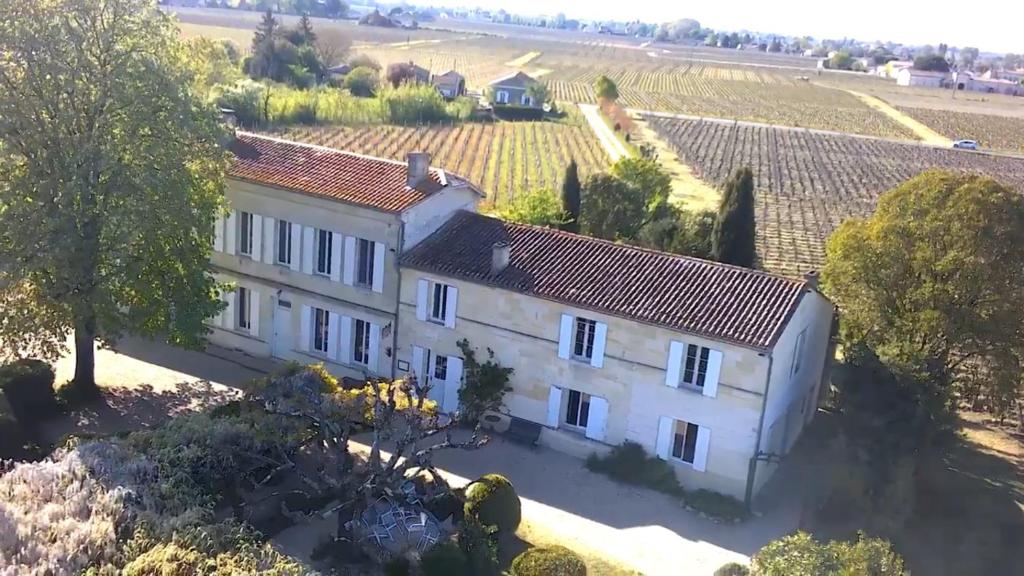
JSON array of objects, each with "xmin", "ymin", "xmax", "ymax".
[
  {"xmin": 745, "ymin": 352, "xmax": 774, "ymax": 510},
  {"xmin": 391, "ymin": 221, "xmax": 405, "ymax": 379}
]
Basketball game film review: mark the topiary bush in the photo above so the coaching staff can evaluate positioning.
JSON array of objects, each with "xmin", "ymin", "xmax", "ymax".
[
  {"xmin": 510, "ymin": 545, "xmax": 587, "ymax": 576},
  {"xmin": 0, "ymin": 358, "xmax": 58, "ymax": 421},
  {"xmin": 421, "ymin": 540, "xmax": 470, "ymax": 576},
  {"xmin": 463, "ymin": 473, "xmax": 521, "ymax": 533},
  {"xmin": 585, "ymin": 441, "xmax": 684, "ymax": 496},
  {"xmin": 458, "ymin": 516, "xmax": 499, "ymax": 576},
  {"xmin": 714, "ymin": 561, "xmax": 750, "ymax": 576}
]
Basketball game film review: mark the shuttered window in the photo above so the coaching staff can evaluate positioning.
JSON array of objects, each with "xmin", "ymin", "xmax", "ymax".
[
  {"xmin": 353, "ymin": 319, "xmax": 370, "ymax": 365},
  {"xmin": 276, "ymin": 220, "xmax": 292, "ymax": 265},
  {"xmin": 315, "ymin": 229, "xmax": 333, "ymax": 276},
  {"xmin": 238, "ymin": 212, "xmax": 254, "ymax": 256},
  {"xmin": 573, "ymin": 318, "xmax": 597, "ymax": 360},
  {"xmin": 671, "ymin": 420, "xmax": 700, "ymax": 464},
  {"xmin": 356, "ymin": 239, "xmax": 374, "ymax": 288},
  {"xmin": 313, "ymin": 307, "xmax": 329, "ymax": 354}
]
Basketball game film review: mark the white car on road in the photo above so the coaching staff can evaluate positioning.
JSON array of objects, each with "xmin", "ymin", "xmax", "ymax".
[{"xmin": 952, "ymin": 140, "xmax": 979, "ymax": 150}]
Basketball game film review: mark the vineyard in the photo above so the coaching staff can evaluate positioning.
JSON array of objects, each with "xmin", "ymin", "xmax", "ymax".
[
  {"xmin": 898, "ymin": 107, "xmax": 1024, "ymax": 153},
  {"xmin": 354, "ymin": 38, "xmax": 523, "ymax": 90},
  {"xmin": 268, "ymin": 120, "xmax": 608, "ymax": 206},
  {"xmin": 646, "ymin": 115, "xmax": 1024, "ymax": 277}
]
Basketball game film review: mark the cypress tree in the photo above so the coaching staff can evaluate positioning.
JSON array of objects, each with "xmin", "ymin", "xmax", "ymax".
[
  {"xmin": 560, "ymin": 159, "xmax": 581, "ymax": 233},
  {"xmin": 711, "ymin": 167, "xmax": 757, "ymax": 267}
]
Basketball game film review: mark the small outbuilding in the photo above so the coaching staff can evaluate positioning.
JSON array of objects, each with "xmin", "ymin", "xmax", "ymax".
[{"xmin": 432, "ymin": 70, "xmax": 465, "ymax": 100}]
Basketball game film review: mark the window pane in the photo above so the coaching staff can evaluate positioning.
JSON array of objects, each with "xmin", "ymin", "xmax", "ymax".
[
  {"xmin": 696, "ymin": 348, "xmax": 710, "ymax": 388},
  {"xmin": 585, "ymin": 321, "xmax": 595, "ymax": 358},
  {"xmin": 434, "ymin": 356, "xmax": 447, "ymax": 380},
  {"xmin": 579, "ymin": 393, "xmax": 590, "ymax": 428},
  {"xmin": 237, "ymin": 288, "xmax": 248, "ymax": 329},
  {"xmin": 565, "ymin": 389, "xmax": 580, "ymax": 426},
  {"xmin": 239, "ymin": 212, "xmax": 251, "ymax": 255},
  {"xmin": 357, "ymin": 239, "xmax": 374, "ymax": 286},
  {"xmin": 316, "ymin": 230, "xmax": 331, "ymax": 275},
  {"xmin": 683, "ymin": 345, "xmax": 697, "ymax": 384},
  {"xmin": 313, "ymin": 308, "xmax": 328, "ymax": 352},
  {"xmin": 683, "ymin": 423, "xmax": 699, "ymax": 463},
  {"xmin": 672, "ymin": 431, "xmax": 685, "ymax": 459},
  {"xmin": 574, "ymin": 319, "xmax": 586, "ymax": 357},
  {"xmin": 354, "ymin": 319, "xmax": 369, "ymax": 364},
  {"xmin": 277, "ymin": 221, "xmax": 290, "ymax": 264}
]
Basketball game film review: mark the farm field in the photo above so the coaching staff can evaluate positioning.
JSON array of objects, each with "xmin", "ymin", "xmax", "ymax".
[
  {"xmin": 268, "ymin": 121, "xmax": 609, "ymax": 206},
  {"xmin": 897, "ymin": 107, "xmax": 1024, "ymax": 153},
  {"xmin": 355, "ymin": 37, "xmax": 525, "ymax": 90},
  {"xmin": 818, "ymin": 73, "xmax": 1024, "ymax": 118},
  {"xmin": 646, "ymin": 115, "xmax": 1024, "ymax": 276}
]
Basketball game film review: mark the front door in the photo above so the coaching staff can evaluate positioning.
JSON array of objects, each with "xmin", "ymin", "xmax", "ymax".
[
  {"xmin": 424, "ymin": 350, "xmax": 463, "ymax": 414},
  {"xmin": 272, "ymin": 296, "xmax": 292, "ymax": 359}
]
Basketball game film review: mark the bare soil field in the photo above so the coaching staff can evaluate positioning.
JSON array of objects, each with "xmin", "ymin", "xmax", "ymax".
[
  {"xmin": 820, "ymin": 73, "xmax": 1024, "ymax": 118},
  {"xmin": 647, "ymin": 115, "xmax": 1024, "ymax": 276}
]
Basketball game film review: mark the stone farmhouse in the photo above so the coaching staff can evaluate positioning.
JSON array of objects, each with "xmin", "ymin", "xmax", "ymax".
[{"xmin": 209, "ymin": 133, "xmax": 835, "ymax": 502}]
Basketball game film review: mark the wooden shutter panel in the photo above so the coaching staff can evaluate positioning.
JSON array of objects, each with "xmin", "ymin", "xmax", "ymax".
[
  {"xmin": 693, "ymin": 426, "xmax": 711, "ymax": 472},
  {"xmin": 299, "ymin": 305, "xmax": 311, "ymax": 352},
  {"xmin": 301, "ymin": 227, "xmax": 314, "ymax": 274},
  {"xmin": 411, "ymin": 346, "xmax": 424, "ymax": 380},
  {"xmin": 338, "ymin": 316, "xmax": 353, "ymax": 364},
  {"xmin": 443, "ymin": 355, "xmax": 463, "ymax": 413},
  {"xmin": 557, "ymin": 314, "xmax": 573, "ymax": 359},
  {"xmin": 343, "ymin": 236, "xmax": 356, "ymax": 286},
  {"xmin": 262, "ymin": 217, "xmax": 276, "ymax": 264},
  {"xmin": 585, "ymin": 396, "xmax": 608, "ymax": 441},
  {"xmin": 655, "ymin": 416, "xmax": 673, "ymax": 460},
  {"xmin": 444, "ymin": 286, "xmax": 458, "ymax": 329},
  {"xmin": 224, "ymin": 210, "xmax": 237, "ymax": 255},
  {"xmin": 546, "ymin": 386, "xmax": 562, "ymax": 428},
  {"xmin": 372, "ymin": 241, "xmax": 385, "ymax": 293},
  {"xmin": 330, "ymin": 232, "xmax": 343, "ymax": 282},
  {"xmin": 224, "ymin": 290, "xmax": 236, "ymax": 330},
  {"xmin": 213, "ymin": 214, "xmax": 224, "ymax": 252},
  {"xmin": 249, "ymin": 290, "xmax": 260, "ymax": 337},
  {"xmin": 665, "ymin": 341, "xmax": 684, "ymax": 388},
  {"xmin": 368, "ymin": 323, "xmax": 381, "ymax": 375},
  {"xmin": 251, "ymin": 214, "xmax": 263, "ymax": 261},
  {"xmin": 326, "ymin": 312, "xmax": 340, "ymax": 360},
  {"xmin": 416, "ymin": 279, "xmax": 429, "ymax": 321},
  {"xmin": 289, "ymin": 223, "xmax": 301, "ymax": 271},
  {"xmin": 703, "ymin": 349, "xmax": 723, "ymax": 398},
  {"xmin": 590, "ymin": 322, "xmax": 607, "ymax": 368}
]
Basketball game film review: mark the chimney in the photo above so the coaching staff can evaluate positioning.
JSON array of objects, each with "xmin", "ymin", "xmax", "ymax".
[
  {"xmin": 804, "ymin": 270, "xmax": 820, "ymax": 289},
  {"xmin": 491, "ymin": 241, "xmax": 510, "ymax": 275},
  {"xmin": 406, "ymin": 152, "xmax": 430, "ymax": 187}
]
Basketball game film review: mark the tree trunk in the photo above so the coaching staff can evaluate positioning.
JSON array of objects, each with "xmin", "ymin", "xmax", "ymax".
[{"xmin": 72, "ymin": 313, "xmax": 99, "ymax": 396}]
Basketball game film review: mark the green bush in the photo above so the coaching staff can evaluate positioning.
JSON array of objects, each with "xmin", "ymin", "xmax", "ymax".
[
  {"xmin": 751, "ymin": 531, "xmax": 905, "ymax": 576},
  {"xmin": 685, "ymin": 489, "xmax": 749, "ymax": 522},
  {"xmin": 510, "ymin": 545, "xmax": 587, "ymax": 576},
  {"xmin": 585, "ymin": 441, "xmax": 683, "ymax": 496},
  {"xmin": 421, "ymin": 541, "xmax": 470, "ymax": 576},
  {"xmin": 0, "ymin": 358, "xmax": 58, "ymax": 421},
  {"xmin": 458, "ymin": 517, "xmax": 499, "ymax": 576},
  {"xmin": 383, "ymin": 556, "xmax": 411, "ymax": 576},
  {"xmin": 714, "ymin": 561, "xmax": 750, "ymax": 576},
  {"xmin": 464, "ymin": 474, "xmax": 521, "ymax": 533}
]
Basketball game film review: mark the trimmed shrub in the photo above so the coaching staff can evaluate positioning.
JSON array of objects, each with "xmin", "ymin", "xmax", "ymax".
[
  {"xmin": 685, "ymin": 489, "xmax": 749, "ymax": 522},
  {"xmin": 464, "ymin": 474, "xmax": 521, "ymax": 533},
  {"xmin": 458, "ymin": 517, "xmax": 499, "ymax": 576},
  {"xmin": 0, "ymin": 359, "xmax": 58, "ymax": 421},
  {"xmin": 510, "ymin": 545, "xmax": 587, "ymax": 576},
  {"xmin": 714, "ymin": 561, "xmax": 750, "ymax": 576},
  {"xmin": 585, "ymin": 441, "xmax": 683, "ymax": 496},
  {"xmin": 421, "ymin": 541, "xmax": 470, "ymax": 576}
]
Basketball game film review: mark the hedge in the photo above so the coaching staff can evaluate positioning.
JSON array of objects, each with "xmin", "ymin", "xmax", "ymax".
[
  {"xmin": 510, "ymin": 545, "xmax": 587, "ymax": 576},
  {"xmin": 463, "ymin": 473, "xmax": 521, "ymax": 533}
]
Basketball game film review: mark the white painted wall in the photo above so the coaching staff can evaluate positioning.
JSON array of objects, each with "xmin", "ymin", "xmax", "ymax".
[{"xmin": 400, "ymin": 184, "xmax": 480, "ymax": 250}]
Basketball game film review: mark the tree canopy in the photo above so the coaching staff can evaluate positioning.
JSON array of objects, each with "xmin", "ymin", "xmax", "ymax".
[
  {"xmin": 0, "ymin": 0, "xmax": 229, "ymax": 390},
  {"xmin": 580, "ymin": 157, "xmax": 671, "ymax": 242},
  {"xmin": 560, "ymin": 160, "xmax": 582, "ymax": 233},
  {"xmin": 913, "ymin": 53, "xmax": 950, "ymax": 72},
  {"xmin": 594, "ymin": 75, "xmax": 619, "ymax": 103},
  {"xmin": 711, "ymin": 167, "xmax": 756, "ymax": 267}
]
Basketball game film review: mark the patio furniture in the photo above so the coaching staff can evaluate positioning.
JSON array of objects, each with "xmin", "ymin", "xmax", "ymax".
[{"xmin": 505, "ymin": 415, "xmax": 542, "ymax": 447}]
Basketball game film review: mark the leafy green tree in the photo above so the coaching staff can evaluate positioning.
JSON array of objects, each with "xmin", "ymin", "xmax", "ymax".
[
  {"xmin": 0, "ymin": 0, "xmax": 229, "ymax": 393},
  {"xmin": 829, "ymin": 51, "xmax": 854, "ymax": 70},
  {"xmin": 248, "ymin": 9, "xmax": 281, "ymax": 79},
  {"xmin": 594, "ymin": 75, "xmax": 619, "ymax": 103},
  {"xmin": 498, "ymin": 189, "xmax": 568, "ymax": 228},
  {"xmin": 186, "ymin": 37, "xmax": 243, "ymax": 97},
  {"xmin": 560, "ymin": 160, "xmax": 581, "ymax": 233},
  {"xmin": 711, "ymin": 167, "xmax": 756, "ymax": 267},
  {"xmin": 343, "ymin": 66, "xmax": 379, "ymax": 97},
  {"xmin": 639, "ymin": 207, "xmax": 716, "ymax": 258},
  {"xmin": 959, "ymin": 46, "xmax": 980, "ymax": 70},
  {"xmin": 913, "ymin": 53, "xmax": 950, "ymax": 72},
  {"xmin": 525, "ymin": 81, "xmax": 550, "ymax": 106},
  {"xmin": 581, "ymin": 157, "xmax": 671, "ymax": 242},
  {"xmin": 751, "ymin": 531, "xmax": 905, "ymax": 576},
  {"xmin": 822, "ymin": 170, "xmax": 1024, "ymax": 390}
]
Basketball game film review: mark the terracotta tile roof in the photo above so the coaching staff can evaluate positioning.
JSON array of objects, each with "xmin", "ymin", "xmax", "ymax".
[
  {"xmin": 229, "ymin": 132, "xmax": 446, "ymax": 213},
  {"xmin": 401, "ymin": 211, "xmax": 812, "ymax": 350}
]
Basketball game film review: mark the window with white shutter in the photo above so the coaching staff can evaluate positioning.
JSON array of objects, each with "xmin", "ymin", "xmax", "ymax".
[
  {"xmin": 312, "ymin": 307, "xmax": 330, "ymax": 354},
  {"xmin": 238, "ymin": 212, "xmax": 254, "ymax": 257},
  {"xmin": 314, "ymin": 229, "xmax": 333, "ymax": 277},
  {"xmin": 355, "ymin": 238, "xmax": 374, "ymax": 289},
  {"xmin": 276, "ymin": 220, "xmax": 293, "ymax": 266},
  {"xmin": 236, "ymin": 287, "xmax": 251, "ymax": 331},
  {"xmin": 352, "ymin": 319, "xmax": 371, "ymax": 366}
]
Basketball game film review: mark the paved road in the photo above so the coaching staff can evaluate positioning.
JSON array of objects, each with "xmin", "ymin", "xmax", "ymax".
[{"xmin": 580, "ymin": 103, "xmax": 631, "ymax": 162}]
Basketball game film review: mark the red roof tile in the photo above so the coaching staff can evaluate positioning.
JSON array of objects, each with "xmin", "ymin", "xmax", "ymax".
[
  {"xmin": 229, "ymin": 132, "xmax": 446, "ymax": 212},
  {"xmin": 401, "ymin": 211, "xmax": 812, "ymax": 350}
]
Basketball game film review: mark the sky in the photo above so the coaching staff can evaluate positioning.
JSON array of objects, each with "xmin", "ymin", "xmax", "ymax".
[{"xmin": 435, "ymin": 0, "xmax": 1022, "ymax": 54}]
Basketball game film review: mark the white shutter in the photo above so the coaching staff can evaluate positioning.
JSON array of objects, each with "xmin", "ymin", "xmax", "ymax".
[
  {"xmin": 557, "ymin": 314, "xmax": 573, "ymax": 359},
  {"xmin": 546, "ymin": 386, "xmax": 562, "ymax": 428},
  {"xmin": 368, "ymin": 323, "xmax": 381, "ymax": 375},
  {"xmin": 443, "ymin": 355, "xmax": 463, "ymax": 413},
  {"xmin": 251, "ymin": 214, "xmax": 263, "ymax": 261},
  {"xmin": 289, "ymin": 223, "xmax": 301, "ymax": 271},
  {"xmin": 224, "ymin": 290, "xmax": 237, "ymax": 330},
  {"xmin": 330, "ymin": 232, "xmax": 343, "ymax": 282},
  {"xmin": 299, "ymin": 305, "xmax": 312, "ymax": 352},
  {"xmin": 703, "ymin": 349, "xmax": 723, "ymax": 398},
  {"xmin": 301, "ymin": 226, "xmax": 314, "ymax": 274},
  {"xmin": 693, "ymin": 426, "xmax": 711, "ymax": 472},
  {"xmin": 372, "ymin": 241, "xmax": 385, "ymax": 293},
  {"xmin": 213, "ymin": 214, "xmax": 224, "ymax": 252},
  {"xmin": 427, "ymin": 353, "xmax": 442, "ymax": 404},
  {"xmin": 249, "ymin": 290, "xmax": 261, "ymax": 337},
  {"xmin": 590, "ymin": 322, "xmax": 607, "ymax": 368},
  {"xmin": 585, "ymin": 396, "xmax": 608, "ymax": 441},
  {"xmin": 655, "ymin": 416, "xmax": 673, "ymax": 460},
  {"xmin": 326, "ymin": 311, "xmax": 340, "ymax": 360},
  {"xmin": 225, "ymin": 210, "xmax": 237, "ymax": 255},
  {"xmin": 665, "ymin": 341, "xmax": 684, "ymax": 388},
  {"xmin": 343, "ymin": 237, "xmax": 356, "ymax": 286},
  {"xmin": 411, "ymin": 346, "xmax": 425, "ymax": 380},
  {"xmin": 416, "ymin": 279, "xmax": 429, "ymax": 321},
  {"xmin": 262, "ymin": 217, "xmax": 275, "ymax": 264},
  {"xmin": 444, "ymin": 286, "xmax": 458, "ymax": 329},
  {"xmin": 338, "ymin": 316, "xmax": 353, "ymax": 364}
]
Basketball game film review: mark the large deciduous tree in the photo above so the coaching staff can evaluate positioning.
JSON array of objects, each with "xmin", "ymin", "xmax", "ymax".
[
  {"xmin": 580, "ymin": 157, "xmax": 671, "ymax": 242},
  {"xmin": 0, "ymin": 0, "xmax": 229, "ymax": 393},
  {"xmin": 823, "ymin": 170, "xmax": 1024, "ymax": 390},
  {"xmin": 711, "ymin": 167, "xmax": 756, "ymax": 267},
  {"xmin": 594, "ymin": 75, "xmax": 619, "ymax": 103}
]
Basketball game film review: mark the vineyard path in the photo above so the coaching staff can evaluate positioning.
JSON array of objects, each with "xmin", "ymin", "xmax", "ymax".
[
  {"xmin": 631, "ymin": 114, "xmax": 721, "ymax": 212},
  {"xmin": 842, "ymin": 89, "xmax": 953, "ymax": 146},
  {"xmin": 579, "ymin": 103, "xmax": 630, "ymax": 161}
]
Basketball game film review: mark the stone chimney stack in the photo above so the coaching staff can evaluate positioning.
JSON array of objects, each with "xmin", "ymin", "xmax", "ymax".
[
  {"xmin": 804, "ymin": 270, "xmax": 820, "ymax": 289},
  {"xmin": 491, "ymin": 242, "xmax": 510, "ymax": 276},
  {"xmin": 406, "ymin": 152, "xmax": 430, "ymax": 187}
]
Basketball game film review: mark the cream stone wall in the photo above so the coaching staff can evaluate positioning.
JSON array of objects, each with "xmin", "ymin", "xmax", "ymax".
[
  {"xmin": 397, "ymin": 269, "xmax": 777, "ymax": 499},
  {"xmin": 400, "ymin": 185, "xmax": 479, "ymax": 250}
]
